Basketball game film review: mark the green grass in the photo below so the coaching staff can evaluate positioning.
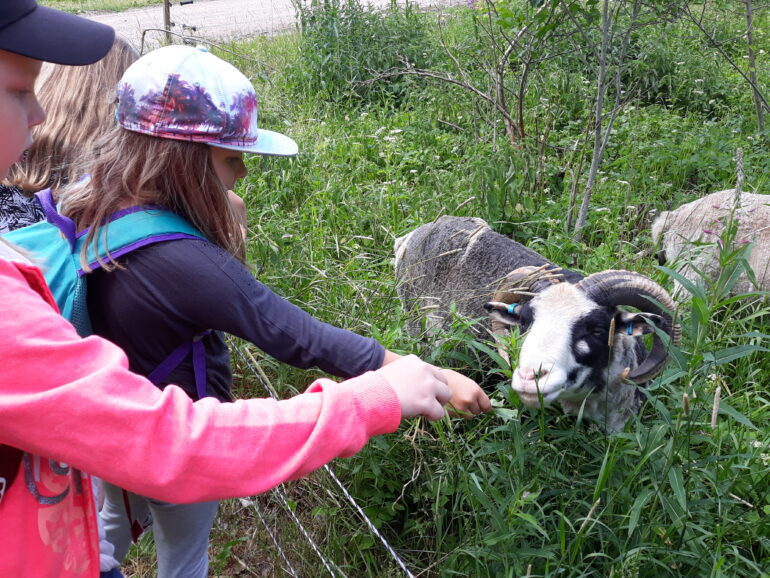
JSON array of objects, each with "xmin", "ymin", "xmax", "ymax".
[
  {"xmin": 40, "ymin": 0, "xmax": 161, "ymax": 13},
  {"xmin": 119, "ymin": 2, "xmax": 770, "ymax": 576}
]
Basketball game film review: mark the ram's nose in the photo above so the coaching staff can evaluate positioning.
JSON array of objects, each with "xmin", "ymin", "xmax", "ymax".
[{"xmin": 517, "ymin": 367, "xmax": 549, "ymax": 382}]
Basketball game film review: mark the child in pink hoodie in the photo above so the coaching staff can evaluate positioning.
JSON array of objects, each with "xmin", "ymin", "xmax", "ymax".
[
  {"xmin": 0, "ymin": 2, "xmax": 455, "ymax": 576},
  {"xmin": 0, "ymin": 241, "xmax": 447, "ymax": 577}
]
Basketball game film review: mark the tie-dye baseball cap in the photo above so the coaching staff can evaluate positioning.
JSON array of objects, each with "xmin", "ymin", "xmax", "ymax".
[{"xmin": 116, "ymin": 45, "xmax": 297, "ymax": 156}]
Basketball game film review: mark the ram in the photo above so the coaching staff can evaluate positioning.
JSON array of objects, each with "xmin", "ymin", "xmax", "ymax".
[
  {"xmin": 651, "ymin": 189, "xmax": 770, "ymax": 296},
  {"xmin": 395, "ymin": 216, "xmax": 679, "ymax": 431}
]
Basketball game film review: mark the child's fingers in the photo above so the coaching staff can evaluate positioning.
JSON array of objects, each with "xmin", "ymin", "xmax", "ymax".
[
  {"xmin": 423, "ymin": 398, "xmax": 447, "ymax": 421},
  {"xmin": 434, "ymin": 380, "xmax": 451, "ymax": 406}
]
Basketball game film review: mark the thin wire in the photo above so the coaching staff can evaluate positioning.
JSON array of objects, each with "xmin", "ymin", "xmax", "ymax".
[
  {"xmin": 230, "ymin": 339, "xmax": 417, "ymax": 577},
  {"xmin": 322, "ymin": 464, "xmax": 416, "ymax": 578},
  {"xmin": 271, "ymin": 484, "xmax": 344, "ymax": 578},
  {"xmin": 246, "ymin": 497, "xmax": 301, "ymax": 577},
  {"xmin": 230, "ymin": 343, "xmax": 340, "ymax": 577},
  {"xmin": 139, "ymin": 28, "xmax": 273, "ymax": 72}
]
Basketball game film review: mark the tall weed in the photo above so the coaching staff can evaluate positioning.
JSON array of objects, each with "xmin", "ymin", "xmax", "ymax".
[{"xmin": 288, "ymin": 0, "xmax": 433, "ymax": 102}]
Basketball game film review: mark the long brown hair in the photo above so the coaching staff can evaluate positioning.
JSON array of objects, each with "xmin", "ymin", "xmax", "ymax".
[
  {"xmin": 6, "ymin": 36, "xmax": 138, "ymax": 192},
  {"xmin": 61, "ymin": 129, "xmax": 245, "ymax": 271}
]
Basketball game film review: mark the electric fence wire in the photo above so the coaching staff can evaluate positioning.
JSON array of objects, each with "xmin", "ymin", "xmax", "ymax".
[
  {"xmin": 230, "ymin": 340, "xmax": 417, "ymax": 577},
  {"xmin": 248, "ymin": 498, "xmax": 301, "ymax": 577},
  {"xmin": 271, "ymin": 483, "xmax": 345, "ymax": 578},
  {"xmin": 322, "ymin": 463, "xmax": 415, "ymax": 578},
  {"xmin": 230, "ymin": 342, "xmax": 340, "ymax": 577}
]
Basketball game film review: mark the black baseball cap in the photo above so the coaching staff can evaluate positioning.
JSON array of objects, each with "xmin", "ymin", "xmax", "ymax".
[{"xmin": 0, "ymin": 0, "xmax": 115, "ymax": 65}]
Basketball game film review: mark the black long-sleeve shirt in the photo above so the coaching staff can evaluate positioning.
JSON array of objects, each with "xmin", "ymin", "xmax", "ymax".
[{"xmin": 87, "ymin": 238, "xmax": 385, "ymax": 402}]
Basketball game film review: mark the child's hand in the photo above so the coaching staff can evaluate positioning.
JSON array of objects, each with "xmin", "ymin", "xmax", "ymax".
[
  {"xmin": 440, "ymin": 369, "xmax": 492, "ymax": 418},
  {"xmin": 375, "ymin": 355, "xmax": 451, "ymax": 421}
]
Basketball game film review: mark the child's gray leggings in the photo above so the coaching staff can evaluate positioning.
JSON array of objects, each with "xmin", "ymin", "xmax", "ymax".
[{"xmin": 100, "ymin": 480, "xmax": 219, "ymax": 578}]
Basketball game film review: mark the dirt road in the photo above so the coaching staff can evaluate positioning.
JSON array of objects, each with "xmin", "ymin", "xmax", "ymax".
[{"xmin": 87, "ymin": 0, "xmax": 459, "ymax": 50}]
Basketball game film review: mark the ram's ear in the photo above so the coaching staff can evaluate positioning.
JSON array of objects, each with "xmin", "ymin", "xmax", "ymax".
[
  {"xmin": 615, "ymin": 311, "xmax": 664, "ymax": 336},
  {"xmin": 484, "ymin": 301, "xmax": 521, "ymax": 327}
]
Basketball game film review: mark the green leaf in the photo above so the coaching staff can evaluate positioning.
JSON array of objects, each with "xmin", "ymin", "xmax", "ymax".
[
  {"xmin": 514, "ymin": 512, "xmax": 549, "ymax": 539},
  {"xmin": 492, "ymin": 407, "xmax": 520, "ymax": 422},
  {"xmin": 593, "ymin": 445, "xmax": 615, "ymax": 502},
  {"xmin": 469, "ymin": 339, "xmax": 510, "ymax": 370},
  {"xmin": 355, "ymin": 534, "xmax": 375, "ymax": 550},
  {"xmin": 628, "ymin": 488, "xmax": 654, "ymax": 536},
  {"xmin": 692, "ymin": 297, "xmax": 710, "ymax": 326},
  {"xmin": 712, "ymin": 344, "xmax": 768, "ymax": 365},
  {"xmin": 667, "ymin": 466, "xmax": 687, "ymax": 514},
  {"xmin": 657, "ymin": 265, "xmax": 705, "ymax": 300},
  {"xmin": 718, "ymin": 401, "xmax": 758, "ymax": 430}
]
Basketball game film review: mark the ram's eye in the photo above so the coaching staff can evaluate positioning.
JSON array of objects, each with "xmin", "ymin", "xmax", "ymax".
[
  {"xmin": 591, "ymin": 327, "xmax": 605, "ymax": 337},
  {"xmin": 518, "ymin": 310, "xmax": 533, "ymax": 331}
]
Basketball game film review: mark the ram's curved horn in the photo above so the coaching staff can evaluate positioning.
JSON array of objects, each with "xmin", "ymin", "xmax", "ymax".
[
  {"xmin": 490, "ymin": 264, "xmax": 565, "ymax": 303},
  {"xmin": 488, "ymin": 265, "xmax": 565, "ymax": 336},
  {"xmin": 577, "ymin": 270, "xmax": 681, "ymax": 384}
]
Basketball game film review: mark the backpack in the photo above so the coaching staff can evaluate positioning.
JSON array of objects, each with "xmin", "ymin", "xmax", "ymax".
[{"xmin": 1, "ymin": 189, "xmax": 212, "ymax": 503}]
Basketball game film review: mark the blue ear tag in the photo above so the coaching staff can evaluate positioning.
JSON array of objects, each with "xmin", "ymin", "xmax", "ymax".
[
  {"xmin": 506, "ymin": 303, "xmax": 518, "ymax": 315},
  {"xmin": 627, "ymin": 323, "xmax": 634, "ymax": 335}
]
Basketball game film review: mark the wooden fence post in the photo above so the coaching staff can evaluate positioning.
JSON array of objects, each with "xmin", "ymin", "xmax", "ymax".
[{"xmin": 163, "ymin": 0, "xmax": 171, "ymax": 44}]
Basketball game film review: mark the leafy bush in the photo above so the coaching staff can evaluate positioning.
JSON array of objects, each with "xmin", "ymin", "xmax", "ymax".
[
  {"xmin": 288, "ymin": 0, "xmax": 434, "ymax": 102},
  {"xmin": 624, "ymin": 23, "xmax": 737, "ymax": 115}
]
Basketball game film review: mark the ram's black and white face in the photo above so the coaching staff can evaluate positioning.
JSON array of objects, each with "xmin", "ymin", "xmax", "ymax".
[{"xmin": 487, "ymin": 283, "xmax": 650, "ymax": 409}]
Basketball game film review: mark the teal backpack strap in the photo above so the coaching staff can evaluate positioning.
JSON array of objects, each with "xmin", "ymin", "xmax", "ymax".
[
  {"xmin": 4, "ymin": 190, "xmax": 89, "ymax": 332},
  {"xmin": 19, "ymin": 190, "xmax": 206, "ymax": 334},
  {"xmin": 8, "ymin": 190, "xmax": 214, "ymax": 397},
  {"xmin": 75, "ymin": 205, "xmax": 213, "ymax": 399},
  {"xmin": 76, "ymin": 205, "xmax": 205, "ymax": 276}
]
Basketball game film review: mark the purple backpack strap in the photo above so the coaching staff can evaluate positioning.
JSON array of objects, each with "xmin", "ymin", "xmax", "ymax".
[
  {"xmin": 191, "ymin": 337, "xmax": 208, "ymax": 400},
  {"xmin": 35, "ymin": 189, "xmax": 77, "ymax": 251},
  {"xmin": 147, "ymin": 330, "xmax": 212, "ymax": 400}
]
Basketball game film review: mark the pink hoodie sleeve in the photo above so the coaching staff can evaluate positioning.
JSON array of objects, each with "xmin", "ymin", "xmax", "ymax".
[{"xmin": 0, "ymin": 258, "xmax": 401, "ymax": 503}]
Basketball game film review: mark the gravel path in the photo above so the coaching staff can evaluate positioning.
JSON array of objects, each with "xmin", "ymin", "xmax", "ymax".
[{"xmin": 87, "ymin": 0, "xmax": 460, "ymax": 50}]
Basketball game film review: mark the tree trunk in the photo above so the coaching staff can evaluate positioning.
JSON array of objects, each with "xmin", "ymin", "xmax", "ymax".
[
  {"xmin": 573, "ymin": 0, "xmax": 611, "ymax": 240},
  {"xmin": 744, "ymin": 0, "xmax": 765, "ymax": 132}
]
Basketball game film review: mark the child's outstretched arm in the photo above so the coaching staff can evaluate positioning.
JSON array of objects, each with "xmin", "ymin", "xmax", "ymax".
[
  {"xmin": 77, "ymin": 239, "xmax": 487, "ymax": 419},
  {"xmin": 0, "ymin": 256, "xmax": 451, "ymax": 504},
  {"xmin": 381, "ymin": 351, "xmax": 492, "ymax": 418}
]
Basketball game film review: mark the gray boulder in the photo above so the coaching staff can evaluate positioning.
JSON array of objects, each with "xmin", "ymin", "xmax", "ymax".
[{"xmin": 651, "ymin": 190, "xmax": 770, "ymax": 296}]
